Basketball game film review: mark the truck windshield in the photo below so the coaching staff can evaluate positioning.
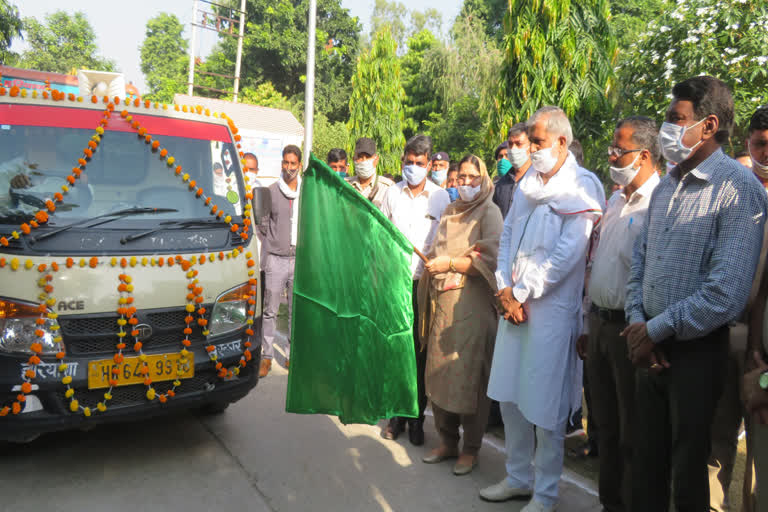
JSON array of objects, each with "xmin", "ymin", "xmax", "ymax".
[{"xmin": 0, "ymin": 104, "xmax": 246, "ymax": 227}]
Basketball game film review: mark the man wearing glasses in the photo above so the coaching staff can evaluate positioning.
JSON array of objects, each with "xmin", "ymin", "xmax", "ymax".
[{"xmin": 578, "ymin": 116, "xmax": 660, "ymax": 512}]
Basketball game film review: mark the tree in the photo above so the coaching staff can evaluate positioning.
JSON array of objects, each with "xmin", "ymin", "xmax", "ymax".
[
  {"xmin": 312, "ymin": 112, "xmax": 349, "ymax": 164},
  {"xmin": 491, "ymin": 0, "xmax": 617, "ymax": 172},
  {"xmin": 369, "ymin": 0, "xmax": 443, "ymax": 51},
  {"xmin": 208, "ymin": 0, "xmax": 361, "ymax": 122},
  {"xmin": 420, "ymin": 14, "xmax": 502, "ymax": 163},
  {"xmin": 458, "ymin": 0, "xmax": 506, "ymax": 41},
  {"xmin": 401, "ymin": 29, "xmax": 442, "ymax": 137},
  {"xmin": 347, "ymin": 28, "xmax": 406, "ymax": 176},
  {"xmin": 18, "ymin": 11, "xmax": 115, "ymax": 73},
  {"xmin": 226, "ymin": 82, "xmax": 294, "ymax": 111},
  {"xmin": 611, "ymin": 0, "xmax": 670, "ymax": 52},
  {"xmin": 619, "ymin": 0, "xmax": 768, "ymax": 149},
  {"xmin": 140, "ymin": 13, "xmax": 188, "ymax": 103},
  {"xmin": 0, "ymin": 0, "xmax": 22, "ymax": 63}
]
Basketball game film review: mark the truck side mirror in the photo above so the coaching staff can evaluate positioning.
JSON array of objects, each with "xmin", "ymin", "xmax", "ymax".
[{"xmin": 251, "ymin": 186, "xmax": 271, "ymax": 225}]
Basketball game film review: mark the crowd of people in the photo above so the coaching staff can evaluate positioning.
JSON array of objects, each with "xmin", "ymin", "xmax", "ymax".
[{"xmin": 254, "ymin": 74, "xmax": 768, "ymax": 512}]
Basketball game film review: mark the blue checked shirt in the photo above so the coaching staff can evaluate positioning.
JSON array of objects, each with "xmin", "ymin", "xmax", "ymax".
[{"xmin": 625, "ymin": 148, "xmax": 768, "ymax": 342}]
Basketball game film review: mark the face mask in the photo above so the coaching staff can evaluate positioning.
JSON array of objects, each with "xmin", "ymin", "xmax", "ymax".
[
  {"xmin": 530, "ymin": 144, "xmax": 561, "ymax": 175},
  {"xmin": 283, "ymin": 168, "xmax": 299, "ymax": 181},
  {"xmin": 355, "ymin": 158, "xmax": 376, "ymax": 179},
  {"xmin": 609, "ymin": 152, "xmax": 641, "ymax": 186},
  {"xmin": 497, "ymin": 158, "xmax": 513, "ymax": 177},
  {"xmin": 665, "ymin": 161, "xmax": 677, "ymax": 174},
  {"xmin": 658, "ymin": 119, "xmax": 705, "ymax": 163},
  {"xmin": 749, "ymin": 142, "xmax": 768, "ymax": 179},
  {"xmin": 336, "ymin": 171, "xmax": 348, "ymax": 178},
  {"xmin": 430, "ymin": 169, "xmax": 447, "ymax": 185},
  {"xmin": 507, "ymin": 146, "xmax": 529, "ymax": 169},
  {"xmin": 402, "ymin": 164, "xmax": 428, "ymax": 186},
  {"xmin": 458, "ymin": 184, "xmax": 481, "ymax": 201},
  {"xmin": 446, "ymin": 187, "xmax": 459, "ymax": 202}
]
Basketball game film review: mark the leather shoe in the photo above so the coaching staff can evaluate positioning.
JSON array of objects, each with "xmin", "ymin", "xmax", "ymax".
[
  {"xmin": 407, "ymin": 419, "xmax": 424, "ymax": 446},
  {"xmin": 479, "ymin": 478, "xmax": 532, "ymax": 502},
  {"xmin": 381, "ymin": 418, "xmax": 404, "ymax": 440},
  {"xmin": 452, "ymin": 455, "xmax": 478, "ymax": 475},
  {"xmin": 422, "ymin": 447, "xmax": 458, "ymax": 464},
  {"xmin": 258, "ymin": 358, "xmax": 271, "ymax": 378}
]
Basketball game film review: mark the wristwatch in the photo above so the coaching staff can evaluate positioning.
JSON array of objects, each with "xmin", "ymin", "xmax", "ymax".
[{"xmin": 760, "ymin": 371, "xmax": 768, "ymax": 390}]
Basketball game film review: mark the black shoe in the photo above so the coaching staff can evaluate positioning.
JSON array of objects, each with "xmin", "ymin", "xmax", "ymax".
[
  {"xmin": 381, "ymin": 417, "xmax": 405, "ymax": 440},
  {"xmin": 567, "ymin": 439, "xmax": 599, "ymax": 459},
  {"xmin": 407, "ymin": 419, "xmax": 424, "ymax": 446}
]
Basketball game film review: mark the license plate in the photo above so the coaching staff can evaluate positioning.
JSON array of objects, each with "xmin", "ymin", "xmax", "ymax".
[{"xmin": 87, "ymin": 352, "xmax": 194, "ymax": 389}]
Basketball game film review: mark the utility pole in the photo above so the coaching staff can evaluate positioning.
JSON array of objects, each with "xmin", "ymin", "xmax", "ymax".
[
  {"xmin": 303, "ymin": 0, "xmax": 317, "ymax": 168},
  {"xmin": 232, "ymin": 0, "xmax": 246, "ymax": 102},
  {"xmin": 187, "ymin": 0, "xmax": 247, "ymax": 98}
]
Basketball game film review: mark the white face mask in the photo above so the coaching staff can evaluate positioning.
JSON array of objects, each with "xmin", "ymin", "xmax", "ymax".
[
  {"xmin": 402, "ymin": 164, "xmax": 428, "ymax": 186},
  {"xmin": 749, "ymin": 142, "xmax": 768, "ymax": 179},
  {"xmin": 507, "ymin": 145, "xmax": 530, "ymax": 169},
  {"xmin": 355, "ymin": 158, "xmax": 376, "ymax": 179},
  {"xmin": 658, "ymin": 119, "xmax": 705, "ymax": 164},
  {"xmin": 530, "ymin": 144, "xmax": 561, "ymax": 175},
  {"xmin": 609, "ymin": 152, "xmax": 641, "ymax": 186},
  {"xmin": 457, "ymin": 184, "xmax": 481, "ymax": 201}
]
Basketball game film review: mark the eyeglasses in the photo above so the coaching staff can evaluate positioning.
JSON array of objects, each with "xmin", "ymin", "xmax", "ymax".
[
  {"xmin": 457, "ymin": 174, "xmax": 481, "ymax": 183},
  {"xmin": 607, "ymin": 147, "xmax": 643, "ymax": 158}
]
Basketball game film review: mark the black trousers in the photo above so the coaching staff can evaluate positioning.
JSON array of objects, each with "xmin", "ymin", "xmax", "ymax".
[
  {"xmin": 631, "ymin": 326, "xmax": 728, "ymax": 512},
  {"xmin": 393, "ymin": 281, "xmax": 427, "ymax": 424}
]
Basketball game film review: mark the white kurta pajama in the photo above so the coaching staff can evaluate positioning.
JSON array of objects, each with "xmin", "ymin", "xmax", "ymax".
[{"xmin": 488, "ymin": 154, "xmax": 604, "ymax": 506}]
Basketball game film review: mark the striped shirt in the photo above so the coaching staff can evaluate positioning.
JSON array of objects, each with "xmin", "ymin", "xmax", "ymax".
[{"xmin": 625, "ymin": 148, "xmax": 768, "ymax": 342}]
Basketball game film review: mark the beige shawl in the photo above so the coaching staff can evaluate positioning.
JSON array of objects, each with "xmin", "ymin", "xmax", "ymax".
[{"xmin": 417, "ymin": 156, "xmax": 502, "ymax": 347}]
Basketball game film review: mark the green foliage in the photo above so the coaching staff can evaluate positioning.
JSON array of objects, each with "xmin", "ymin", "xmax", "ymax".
[
  {"xmin": 424, "ymin": 96, "xmax": 489, "ymax": 163},
  {"xmin": 611, "ymin": 0, "xmax": 669, "ymax": 52},
  {"xmin": 619, "ymin": 0, "xmax": 768, "ymax": 149},
  {"xmin": 458, "ymin": 0, "xmax": 507, "ymax": 41},
  {"xmin": 18, "ymin": 11, "xmax": 115, "ymax": 73},
  {"xmin": 369, "ymin": 0, "xmax": 443, "ymax": 51},
  {"xmin": 312, "ymin": 112, "xmax": 349, "ymax": 165},
  {"xmin": 226, "ymin": 82, "xmax": 294, "ymax": 111},
  {"xmin": 492, "ymin": 0, "xmax": 617, "ymax": 174},
  {"xmin": 401, "ymin": 29, "xmax": 442, "ymax": 137},
  {"xmin": 347, "ymin": 28, "xmax": 406, "ymax": 176},
  {"xmin": 139, "ymin": 13, "xmax": 188, "ymax": 103},
  {"xmin": 208, "ymin": 0, "xmax": 360, "ymax": 122},
  {"xmin": 420, "ymin": 14, "xmax": 502, "ymax": 165},
  {"xmin": 0, "ymin": 0, "xmax": 22, "ymax": 63}
]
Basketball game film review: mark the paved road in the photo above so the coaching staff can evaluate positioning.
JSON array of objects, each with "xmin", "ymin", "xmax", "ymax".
[{"xmin": 0, "ymin": 357, "xmax": 600, "ymax": 512}]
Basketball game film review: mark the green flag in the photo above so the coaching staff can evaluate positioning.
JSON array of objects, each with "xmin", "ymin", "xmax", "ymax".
[{"xmin": 285, "ymin": 154, "xmax": 418, "ymax": 425}]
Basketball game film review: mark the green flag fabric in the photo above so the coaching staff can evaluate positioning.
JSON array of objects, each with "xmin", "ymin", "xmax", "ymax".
[{"xmin": 285, "ymin": 154, "xmax": 419, "ymax": 425}]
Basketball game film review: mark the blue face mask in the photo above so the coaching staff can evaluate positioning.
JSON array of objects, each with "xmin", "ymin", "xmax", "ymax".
[
  {"xmin": 402, "ymin": 164, "xmax": 428, "ymax": 186},
  {"xmin": 430, "ymin": 169, "xmax": 448, "ymax": 185},
  {"xmin": 497, "ymin": 158, "xmax": 513, "ymax": 177},
  {"xmin": 336, "ymin": 171, "xmax": 348, "ymax": 178},
  {"xmin": 446, "ymin": 187, "xmax": 459, "ymax": 202}
]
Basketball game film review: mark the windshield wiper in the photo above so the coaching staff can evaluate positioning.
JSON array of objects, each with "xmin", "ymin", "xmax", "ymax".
[
  {"xmin": 120, "ymin": 218, "xmax": 230, "ymax": 244},
  {"xmin": 30, "ymin": 207, "xmax": 179, "ymax": 244}
]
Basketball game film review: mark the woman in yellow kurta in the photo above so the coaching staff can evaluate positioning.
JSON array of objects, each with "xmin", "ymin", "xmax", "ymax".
[{"xmin": 418, "ymin": 154, "xmax": 503, "ymax": 475}]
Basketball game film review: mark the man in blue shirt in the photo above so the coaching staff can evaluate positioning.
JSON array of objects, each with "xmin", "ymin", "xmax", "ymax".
[{"xmin": 624, "ymin": 76, "xmax": 768, "ymax": 511}]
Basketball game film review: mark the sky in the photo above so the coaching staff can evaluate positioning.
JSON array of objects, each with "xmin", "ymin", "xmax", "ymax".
[{"xmin": 12, "ymin": 0, "xmax": 463, "ymax": 93}]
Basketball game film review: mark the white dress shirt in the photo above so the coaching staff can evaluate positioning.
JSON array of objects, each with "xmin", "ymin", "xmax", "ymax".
[
  {"xmin": 380, "ymin": 179, "xmax": 451, "ymax": 280},
  {"xmin": 588, "ymin": 172, "xmax": 660, "ymax": 311}
]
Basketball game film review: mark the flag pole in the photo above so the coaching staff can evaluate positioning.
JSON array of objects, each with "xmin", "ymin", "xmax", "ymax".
[
  {"xmin": 302, "ymin": 0, "xmax": 317, "ymax": 169},
  {"xmin": 413, "ymin": 247, "xmax": 429, "ymax": 264}
]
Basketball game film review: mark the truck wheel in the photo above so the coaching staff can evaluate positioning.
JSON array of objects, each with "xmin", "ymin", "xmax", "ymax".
[{"xmin": 195, "ymin": 401, "xmax": 230, "ymax": 415}]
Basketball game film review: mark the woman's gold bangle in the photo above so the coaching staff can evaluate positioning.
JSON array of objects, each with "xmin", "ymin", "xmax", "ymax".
[{"xmin": 449, "ymin": 258, "xmax": 457, "ymax": 272}]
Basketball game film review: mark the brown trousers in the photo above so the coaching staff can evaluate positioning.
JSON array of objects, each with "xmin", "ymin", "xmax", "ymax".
[
  {"xmin": 431, "ymin": 380, "xmax": 491, "ymax": 456},
  {"xmin": 585, "ymin": 312, "xmax": 635, "ymax": 512}
]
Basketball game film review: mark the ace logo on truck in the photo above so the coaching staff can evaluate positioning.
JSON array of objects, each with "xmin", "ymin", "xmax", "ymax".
[{"xmin": 58, "ymin": 300, "xmax": 85, "ymax": 311}]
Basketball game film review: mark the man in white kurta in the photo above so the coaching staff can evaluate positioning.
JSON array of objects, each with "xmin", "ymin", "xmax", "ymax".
[{"xmin": 480, "ymin": 107, "xmax": 604, "ymax": 512}]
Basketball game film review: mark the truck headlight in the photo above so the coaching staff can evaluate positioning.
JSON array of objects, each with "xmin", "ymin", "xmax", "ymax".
[
  {"xmin": 0, "ymin": 298, "xmax": 62, "ymax": 354},
  {"xmin": 208, "ymin": 283, "xmax": 252, "ymax": 337}
]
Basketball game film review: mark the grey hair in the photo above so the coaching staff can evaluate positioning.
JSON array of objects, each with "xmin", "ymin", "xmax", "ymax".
[
  {"xmin": 507, "ymin": 122, "xmax": 528, "ymax": 139},
  {"xmin": 528, "ymin": 106, "xmax": 573, "ymax": 147},
  {"xmin": 615, "ymin": 116, "xmax": 660, "ymax": 163}
]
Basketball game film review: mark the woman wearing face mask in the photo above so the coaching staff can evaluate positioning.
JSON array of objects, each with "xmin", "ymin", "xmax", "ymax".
[{"xmin": 419, "ymin": 154, "xmax": 504, "ymax": 476}]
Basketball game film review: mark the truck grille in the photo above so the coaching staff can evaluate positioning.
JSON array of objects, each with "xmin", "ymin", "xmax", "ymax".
[{"xmin": 58, "ymin": 306, "xmax": 210, "ymax": 356}]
